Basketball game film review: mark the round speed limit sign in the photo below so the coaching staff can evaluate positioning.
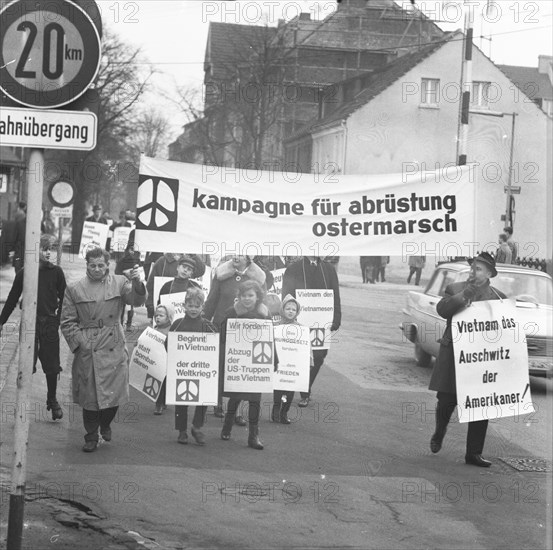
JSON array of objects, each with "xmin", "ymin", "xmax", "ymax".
[{"xmin": 0, "ymin": 0, "xmax": 101, "ymax": 108}]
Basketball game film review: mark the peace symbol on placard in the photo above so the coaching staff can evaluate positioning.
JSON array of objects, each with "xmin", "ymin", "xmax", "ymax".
[
  {"xmin": 310, "ymin": 328, "xmax": 325, "ymax": 347},
  {"xmin": 252, "ymin": 341, "xmax": 272, "ymax": 364},
  {"xmin": 176, "ymin": 379, "xmax": 200, "ymax": 402},
  {"xmin": 143, "ymin": 375, "xmax": 161, "ymax": 398}
]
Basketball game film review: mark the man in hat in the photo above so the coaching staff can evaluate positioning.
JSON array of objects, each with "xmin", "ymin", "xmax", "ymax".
[
  {"xmin": 428, "ymin": 252, "xmax": 506, "ymax": 467},
  {"xmin": 86, "ymin": 205, "xmax": 108, "ymax": 225}
]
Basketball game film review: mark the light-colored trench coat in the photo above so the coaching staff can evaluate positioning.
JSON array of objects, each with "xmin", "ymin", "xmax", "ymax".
[{"xmin": 61, "ymin": 274, "xmax": 146, "ymax": 410}]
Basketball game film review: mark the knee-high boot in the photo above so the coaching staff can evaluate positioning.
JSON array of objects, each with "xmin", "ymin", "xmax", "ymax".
[
  {"xmin": 248, "ymin": 424, "xmax": 264, "ymax": 450},
  {"xmin": 221, "ymin": 411, "xmax": 234, "ymax": 439}
]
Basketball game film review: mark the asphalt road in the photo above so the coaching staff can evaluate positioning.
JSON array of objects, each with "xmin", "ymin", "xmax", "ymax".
[{"xmin": 1, "ymin": 256, "xmax": 551, "ymax": 549}]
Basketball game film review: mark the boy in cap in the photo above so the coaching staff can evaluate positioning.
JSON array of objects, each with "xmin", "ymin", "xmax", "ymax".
[{"xmin": 157, "ymin": 255, "xmax": 204, "ymax": 302}]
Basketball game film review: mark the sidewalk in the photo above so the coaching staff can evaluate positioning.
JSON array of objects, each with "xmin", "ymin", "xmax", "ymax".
[{"xmin": 0, "ymin": 258, "xmax": 149, "ymax": 550}]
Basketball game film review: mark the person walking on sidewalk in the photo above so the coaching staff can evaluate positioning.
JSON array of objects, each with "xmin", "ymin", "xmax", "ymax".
[
  {"xmin": 168, "ymin": 288, "xmax": 217, "ymax": 445},
  {"xmin": 60, "ymin": 247, "xmax": 147, "ymax": 453},
  {"xmin": 428, "ymin": 252, "xmax": 506, "ymax": 467},
  {"xmin": 272, "ymin": 294, "xmax": 305, "ymax": 424},
  {"xmin": 0, "ymin": 234, "xmax": 66, "ymax": 420},
  {"xmin": 281, "ymin": 256, "xmax": 341, "ymax": 408},
  {"xmin": 219, "ymin": 280, "xmax": 274, "ymax": 450},
  {"xmin": 152, "ymin": 304, "xmax": 174, "ymax": 415},
  {"xmin": 407, "ymin": 255, "xmax": 426, "ymax": 286}
]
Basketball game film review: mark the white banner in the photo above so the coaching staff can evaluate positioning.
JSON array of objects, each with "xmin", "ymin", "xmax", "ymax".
[
  {"xmin": 454, "ymin": 300, "xmax": 534, "ymax": 423},
  {"xmin": 129, "ymin": 327, "xmax": 168, "ymax": 403},
  {"xmin": 224, "ymin": 319, "xmax": 274, "ymax": 393},
  {"xmin": 80, "ymin": 221, "xmax": 109, "ymax": 259},
  {"xmin": 135, "ymin": 157, "xmax": 476, "ymax": 256},
  {"xmin": 166, "ymin": 332, "xmax": 220, "ymax": 406},
  {"xmin": 112, "ymin": 226, "xmax": 132, "ymax": 252},
  {"xmin": 160, "ymin": 292, "xmax": 187, "ymax": 320},
  {"xmin": 296, "ymin": 289, "xmax": 334, "ymax": 350},
  {"xmin": 273, "ymin": 324, "xmax": 310, "ymax": 392}
]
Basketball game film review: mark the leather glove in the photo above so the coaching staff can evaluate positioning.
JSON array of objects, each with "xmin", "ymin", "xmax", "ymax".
[{"xmin": 463, "ymin": 284, "xmax": 477, "ymax": 301}]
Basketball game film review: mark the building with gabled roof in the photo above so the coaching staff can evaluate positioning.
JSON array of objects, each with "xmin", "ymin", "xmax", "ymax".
[
  {"xmin": 497, "ymin": 56, "xmax": 553, "ymax": 117},
  {"xmin": 284, "ymin": 31, "xmax": 551, "ymax": 255}
]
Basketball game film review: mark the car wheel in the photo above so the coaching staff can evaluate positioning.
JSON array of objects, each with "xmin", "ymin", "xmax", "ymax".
[{"xmin": 415, "ymin": 341, "xmax": 432, "ymax": 367}]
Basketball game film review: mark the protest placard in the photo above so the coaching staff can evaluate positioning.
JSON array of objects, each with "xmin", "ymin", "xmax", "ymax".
[
  {"xmin": 79, "ymin": 221, "xmax": 109, "ymax": 258},
  {"xmin": 270, "ymin": 268, "xmax": 285, "ymax": 295},
  {"xmin": 273, "ymin": 324, "xmax": 310, "ymax": 392},
  {"xmin": 111, "ymin": 226, "xmax": 132, "ymax": 253},
  {"xmin": 165, "ymin": 332, "xmax": 219, "ymax": 406},
  {"xmin": 153, "ymin": 276, "xmax": 173, "ymax": 310},
  {"xmin": 454, "ymin": 299, "xmax": 534, "ymax": 423},
  {"xmin": 160, "ymin": 291, "xmax": 187, "ymax": 320},
  {"xmin": 223, "ymin": 319, "xmax": 274, "ymax": 393},
  {"xmin": 129, "ymin": 327, "xmax": 168, "ymax": 402},
  {"xmin": 296, "ymin": 289, "xmax": 334, "ymax": 350}
]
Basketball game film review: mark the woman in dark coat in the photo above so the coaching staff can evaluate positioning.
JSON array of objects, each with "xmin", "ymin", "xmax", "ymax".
[
  {"xmin": 219, "ymin": 280, "xmax": 274, "ymax": 450},
  {"xmin": 428, "ymin": 252, "xmax": 506, "ymax": 467}
]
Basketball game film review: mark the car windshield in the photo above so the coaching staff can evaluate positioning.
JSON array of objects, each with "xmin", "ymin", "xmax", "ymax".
[{"xmin": 453, "ymin": 269, "xmax": 553, "ymax": 305}]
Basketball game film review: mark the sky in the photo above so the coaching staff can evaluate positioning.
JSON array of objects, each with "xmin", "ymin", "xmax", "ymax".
[{"xmin": 102, "ymin": 0, "xmax": 553, "ymax": 142}]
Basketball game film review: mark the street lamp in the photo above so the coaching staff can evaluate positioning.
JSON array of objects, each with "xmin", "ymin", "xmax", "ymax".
[{"xmin": 469, "ymin": 110, "xmax": 518, "ymax": 229}]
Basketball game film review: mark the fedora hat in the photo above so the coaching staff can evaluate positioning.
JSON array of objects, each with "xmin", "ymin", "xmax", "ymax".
[{"xmin": 468, "ymin": 252, "xmax": 497, "ymax": 277}]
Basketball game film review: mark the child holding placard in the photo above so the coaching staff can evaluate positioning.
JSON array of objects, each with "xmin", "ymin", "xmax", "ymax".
[
  {"xmin": 220, "ymin": 280, "xmax": 275, "ymax": 450},
  {"xmin": 272, "ymin": 294, "xmax": 304, "ymax": 425},
  {"xmin": 152, "ymin": 304, "xmax": 174, "ymax": 415},
  {"xmin": 169, "ymin": 288, "xmax": 217, "ymax": 445}
]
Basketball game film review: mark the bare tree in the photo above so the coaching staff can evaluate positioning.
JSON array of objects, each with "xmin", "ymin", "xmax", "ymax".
[
  {"xmin": 44, "ymin": 26, "xmax": 154, "ymax": 245},
  {"xmin": 171, "ymin": 24, "xmax": 289, "ymax": 169},
  {"xmin": 133, "ymin": 108, "xmax": 171, "ymax": 158}
]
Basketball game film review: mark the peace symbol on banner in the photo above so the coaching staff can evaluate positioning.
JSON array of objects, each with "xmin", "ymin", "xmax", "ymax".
[
  {"xmin": 252, "ymin": 341, "xmax": 272, "ymax": 364},
  {"xmin": 176, "ymin": 379, "xmax": 200, "ymax": 402},
  {"xmin": 136, "ymin": 175, "xmax": 179, "ymax": 232},
  {"xmin": 310, "ymin": 328, "xmax": 325, "ymax": 347},
  {"xmin": 143, "ymin": 374, "xmax": 161, "ymax": 398}
]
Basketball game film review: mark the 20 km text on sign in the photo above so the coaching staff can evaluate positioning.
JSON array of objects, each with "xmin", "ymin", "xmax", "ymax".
[{"xmin": 0, "ymin": 0, "xmax": 101, "ymax": 108}]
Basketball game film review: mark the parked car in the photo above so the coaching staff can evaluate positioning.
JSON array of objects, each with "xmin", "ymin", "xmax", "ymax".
[{"xmin": 400, "ymin": 261, "xmax": 553, "ymax": 378}]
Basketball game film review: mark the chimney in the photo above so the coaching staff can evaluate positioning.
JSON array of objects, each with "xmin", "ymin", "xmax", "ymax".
[
  {"xmin": 299, "ymin": 12, "xmax": 311, "ymax": 21},
  {"xmin": 538, "ymin": 55, "xmax": 553, "ymax": 85}
]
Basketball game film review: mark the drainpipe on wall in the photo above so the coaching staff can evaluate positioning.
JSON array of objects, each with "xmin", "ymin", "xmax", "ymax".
[{"xmin": 341, "ymin": 119, "xmax": 348, "ymax": 175}]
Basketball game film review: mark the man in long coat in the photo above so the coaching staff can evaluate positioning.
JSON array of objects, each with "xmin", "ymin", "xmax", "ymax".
[
  {"xmin": 428, "ymin": 252, "xmax": 506, "ymax": 467},
  {"xmin": 61, "ymin": 247, "xmax": 147, "ymax": 452}
]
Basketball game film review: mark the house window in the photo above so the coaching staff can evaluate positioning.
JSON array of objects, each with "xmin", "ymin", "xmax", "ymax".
[
  {"xmin": 471, "ymin": 81, "xmax": 491, "ymax": 109},
  {"xmin": 421, "ymin": 78, "xmax": 440, "ymax": 106}
]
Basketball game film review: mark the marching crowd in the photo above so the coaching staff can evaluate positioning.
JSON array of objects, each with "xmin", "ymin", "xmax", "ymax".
[
  {"xmin": 0, "ymin": 216, "xmax": 510, "ymax": 466},
  {"xmin": 0, "ymin": 232, "xmax": 342, "ymax": 453}
]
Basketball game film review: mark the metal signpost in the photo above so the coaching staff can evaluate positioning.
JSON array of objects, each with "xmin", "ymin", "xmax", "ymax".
[{"xmin": 0, "ymin": 1, "xmax": 101, "ymax": 547}]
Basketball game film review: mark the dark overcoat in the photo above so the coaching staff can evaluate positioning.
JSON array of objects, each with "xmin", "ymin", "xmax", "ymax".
[{"xmin": 428, "ymin": 280, "xmax": 506, "ymax": 394}]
